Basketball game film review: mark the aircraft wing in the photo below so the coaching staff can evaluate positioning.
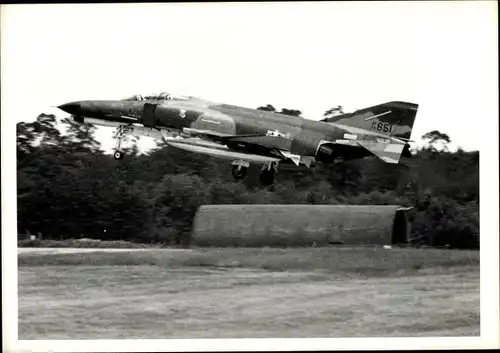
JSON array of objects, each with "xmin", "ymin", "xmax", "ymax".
[{"xmin": 178, "ymin": 128, "xmax": 298, "ymax": 163}]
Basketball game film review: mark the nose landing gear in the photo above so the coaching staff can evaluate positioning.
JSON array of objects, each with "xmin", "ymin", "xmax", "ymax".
[
  {"xmin": 113, "ymin": 125, "xmax": 127, "ymax": 160},
  {"xmin": 113, "ymin": 150, "xmax": 124, "ymax": 160}
]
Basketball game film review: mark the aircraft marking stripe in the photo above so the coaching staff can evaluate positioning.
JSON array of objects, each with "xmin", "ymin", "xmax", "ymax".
[
  {"xmin": 201, "ymin": 119, "xmax": 221, "ymax": 124},
  {"xmin": 364, "ymin": 110, "xmax": 392, "ymax": 121}
]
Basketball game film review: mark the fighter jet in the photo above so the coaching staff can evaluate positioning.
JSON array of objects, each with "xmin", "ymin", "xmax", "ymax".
[{"xmin": 57, "ymin": 92, "xmax": 418, "ymax": 185}]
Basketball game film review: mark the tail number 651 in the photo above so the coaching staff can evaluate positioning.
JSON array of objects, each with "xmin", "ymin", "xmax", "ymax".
[{"xmin": 371, "ymin": 121, "xmax": 393, "ymax": 133}]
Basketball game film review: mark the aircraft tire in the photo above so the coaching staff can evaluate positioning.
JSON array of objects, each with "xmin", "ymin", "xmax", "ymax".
[
  {"xmin": 114, "ymin": 151, "xmax": 124, "ymax": 160},
  {"xmin": 232, "ymin": 165, "xmax": 247, "ymax": 180},
  {"xmin": 259, "ymin": 169, "xmax": 275, "ymax": 185}
]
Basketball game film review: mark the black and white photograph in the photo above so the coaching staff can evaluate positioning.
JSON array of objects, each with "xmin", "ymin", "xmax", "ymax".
[{"xmin": 2, "ymin": 1, "xmax": 498, "ymax": 352}]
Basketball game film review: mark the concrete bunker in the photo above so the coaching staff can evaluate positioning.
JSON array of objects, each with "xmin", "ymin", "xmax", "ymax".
[{"xmin": 191, "ymin": 204, "xmax": 411, "ymax": 247}]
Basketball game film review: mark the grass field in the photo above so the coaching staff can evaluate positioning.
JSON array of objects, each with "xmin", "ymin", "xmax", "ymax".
[{"xmin": 18, "ymin": 247, "xmax": 480, "ymax": 339}]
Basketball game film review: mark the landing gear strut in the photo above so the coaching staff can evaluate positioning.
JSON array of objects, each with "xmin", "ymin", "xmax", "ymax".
[
  {"xmin": 113, "ymin": 126, "xmax": 126, "ymax": 160},
  {"xmin": 230, "ymin": 160, "xmax": 279, "ymax": 185}
]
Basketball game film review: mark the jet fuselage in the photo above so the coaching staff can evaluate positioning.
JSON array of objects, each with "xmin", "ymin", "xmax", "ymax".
[
  {"xmin": 60, "ymin": 98, "xmax": 371, "ymax": 162},
  {"xmin": 58, "ymin": 95, "xmax": 418, "ymax": 184}
]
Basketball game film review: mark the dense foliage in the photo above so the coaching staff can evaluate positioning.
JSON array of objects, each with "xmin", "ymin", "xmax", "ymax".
[{"xmin": 16, "ymin": 109, "xmax": 479, "ymax": 249}]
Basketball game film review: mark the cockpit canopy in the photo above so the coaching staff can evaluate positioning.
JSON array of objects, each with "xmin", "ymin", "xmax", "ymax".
[{"xmin": 121, "ymin": 92, "xmax": 191, "ymax": 102}]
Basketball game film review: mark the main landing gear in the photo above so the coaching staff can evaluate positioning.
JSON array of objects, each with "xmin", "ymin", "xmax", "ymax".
[
  {"xmin": 259, "ymin": 168, "xmax": 275, "ymax": 186},
  {"xmin": 231, "ymin": 165, "xmax": 247, "ymax": 179},
  {"xmin": 259, "ymin": 162, "xmax": 278, "ymax": 186},
  {"xmin": 231, "ymin": 160, "xmax": 278, "ymax": 186}
]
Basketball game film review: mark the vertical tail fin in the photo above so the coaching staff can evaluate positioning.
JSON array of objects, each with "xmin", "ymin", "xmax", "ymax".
[{"xmin": 321, "ymin": 101, "xmax": 419, "ymax": 140}]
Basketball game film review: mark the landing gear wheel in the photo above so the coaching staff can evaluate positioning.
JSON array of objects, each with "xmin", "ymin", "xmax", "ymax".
[
  {"xmin": 259, "ymin": 169, "xmax": 275, "ymax": 185},
  {"xmin": 232, "ymin": 165, "xmax": 247, "ymax": 180},
  {"xmin": 114, "ymin": 151, "xmax": 124, "ymax": 160}
]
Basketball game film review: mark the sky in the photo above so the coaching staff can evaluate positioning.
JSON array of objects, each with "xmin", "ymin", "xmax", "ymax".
[{"xmin": 1, "ymin": 1, "xmax": 498, "ymax": 153}]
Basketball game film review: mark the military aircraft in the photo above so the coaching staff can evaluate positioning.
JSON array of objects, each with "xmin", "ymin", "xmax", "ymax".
[{"xmin": 57, "ymin": 92, "xmax": 418, "ymax": 185}]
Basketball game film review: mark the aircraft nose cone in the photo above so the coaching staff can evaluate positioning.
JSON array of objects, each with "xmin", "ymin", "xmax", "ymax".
[{"xmin": 58, "ymin": 102, "xmax": 82, "ymax": 115}]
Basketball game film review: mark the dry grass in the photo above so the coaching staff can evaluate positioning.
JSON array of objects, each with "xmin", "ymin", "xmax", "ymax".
[
  {"xmin": 18, "ymin": 247, "xmax": 479, "ymax": 278},
  {"xmin": 18, "ymin": 239, "xmax": 156, "ymax": 249},
  {"xmin": 18, "ymin": 262, "xmax": 479, "ymax": 339}
]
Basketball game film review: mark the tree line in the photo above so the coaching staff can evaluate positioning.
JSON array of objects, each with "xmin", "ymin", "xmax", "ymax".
[{"xmin": 16, "ymin": 107, "xmax": 479, "ymax": 249}]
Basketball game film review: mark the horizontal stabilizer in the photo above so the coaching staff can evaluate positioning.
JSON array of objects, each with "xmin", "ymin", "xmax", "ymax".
[{"xmin": 356, "ymin": 141, "xmax": 405, "ymax": 164}]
